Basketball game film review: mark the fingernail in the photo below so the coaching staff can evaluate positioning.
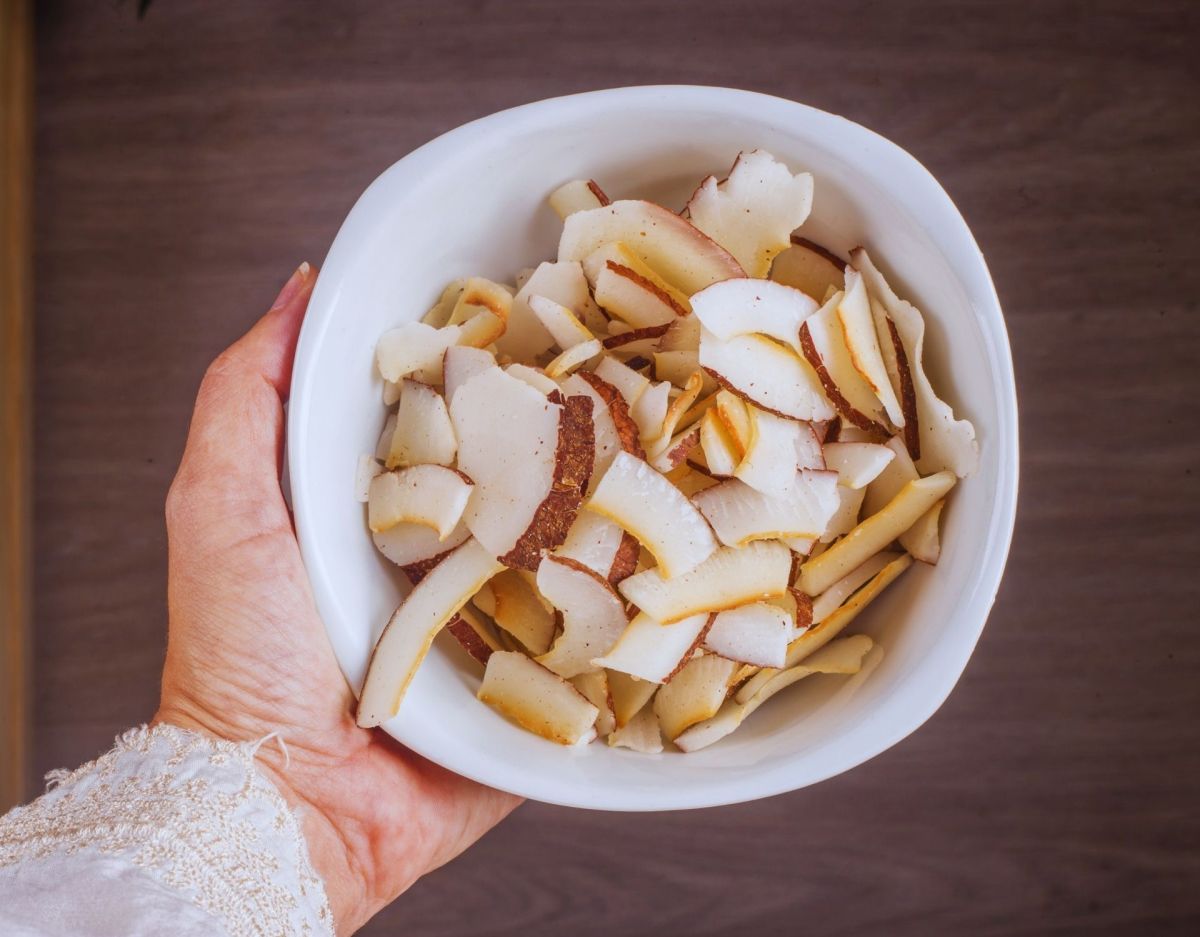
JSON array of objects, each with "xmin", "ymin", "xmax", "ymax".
[{"xmin": 272, "ymin": 262, "xmax": 312, "ymax": 311}]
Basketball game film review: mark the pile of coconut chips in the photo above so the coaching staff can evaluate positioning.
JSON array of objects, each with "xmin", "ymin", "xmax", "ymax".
[{"xmin": 353, "ymin": 150, "xmax": 978, "ymax": 754}]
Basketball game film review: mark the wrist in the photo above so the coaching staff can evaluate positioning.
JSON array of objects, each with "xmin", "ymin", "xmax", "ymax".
[{"xmin": 153, "ymin": 706, "xmax": 375, "ymax": 935}]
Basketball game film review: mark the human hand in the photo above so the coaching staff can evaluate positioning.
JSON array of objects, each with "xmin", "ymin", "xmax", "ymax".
[{"xmin": 154, "ymin": 263, "xmax": 519, "ymax": 935}]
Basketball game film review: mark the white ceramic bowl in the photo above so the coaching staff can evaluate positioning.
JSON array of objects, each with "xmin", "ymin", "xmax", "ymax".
[{"xmin": 288, "ymin": 86, "xmax": 1018, "ymax": 811}]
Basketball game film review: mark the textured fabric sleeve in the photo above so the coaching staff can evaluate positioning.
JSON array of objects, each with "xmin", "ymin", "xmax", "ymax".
[{"xmin": 0, "ymin": 724, "xmax": 334, "ymax": 937}]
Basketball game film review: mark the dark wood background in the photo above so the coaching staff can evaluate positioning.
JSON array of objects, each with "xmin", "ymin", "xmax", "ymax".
[{"xmin": 33, "ymin": 1, "xmax": 1199, "ymax": 934}]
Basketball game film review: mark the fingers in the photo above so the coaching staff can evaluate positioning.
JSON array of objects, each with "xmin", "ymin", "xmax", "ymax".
[{"xmin": 167, "ymin": 263, "xmax": 316, "ymax": 529}]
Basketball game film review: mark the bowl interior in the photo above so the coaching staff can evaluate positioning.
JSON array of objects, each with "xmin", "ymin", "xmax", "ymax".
[{"xmin": 289, "ymin": 87, "xmax": 1017, "ymax": 810}]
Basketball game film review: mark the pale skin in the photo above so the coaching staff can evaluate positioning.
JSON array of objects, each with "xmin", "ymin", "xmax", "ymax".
[{"xmin": 154, "ymin": 263, "xmax": 520, "ymax": 935}]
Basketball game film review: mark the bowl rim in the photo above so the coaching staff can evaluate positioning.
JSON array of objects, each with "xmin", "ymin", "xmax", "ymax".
[{"xmin": 288, "ymin": 84, "xmax": 1019, "ymax": 811}]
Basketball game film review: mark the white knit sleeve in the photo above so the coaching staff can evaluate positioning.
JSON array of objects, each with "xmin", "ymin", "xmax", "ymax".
[{"xmin": 0, "ymin": 724, "xmax": 334, "ymax": 937}]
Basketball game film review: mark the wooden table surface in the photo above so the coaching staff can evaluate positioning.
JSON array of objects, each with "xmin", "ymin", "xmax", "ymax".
[{"xmin": 33, "ymin": 1, "xmax": 1199, "ymax": 934}]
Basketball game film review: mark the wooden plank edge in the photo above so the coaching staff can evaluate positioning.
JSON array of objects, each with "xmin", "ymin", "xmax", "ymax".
[{"xmin": 1, "ymin": 0, "xmax": 33, "ymax": 812}]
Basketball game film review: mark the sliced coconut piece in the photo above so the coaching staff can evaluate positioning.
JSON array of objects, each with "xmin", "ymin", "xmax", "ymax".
[
  {"xmin": 832, "ymin": 423, "xmax": 882, "ymax": 444},
  {"xmin": 382, "ymin": 379, "xmax": 402, "ymax": 406},
  {"xmin": 582, "ymin": 242, "xmax": 692, "ymax": 311},
  {"xmin": 714, "ymin": 390, "xmax": 753, "ymax": 456},
  {"xmin": 735, "ymin": 407, "xmax": 808, "ymax": 497},
  {"xmin": 800, "ymin": 472, "xmax": 954, "ymax": 595},
  {"xmin": 422, "ymin": 280, "xmax": 468, "ymax": 327},
  {"xmin": 354, "ymin": 454, "xmax": 383, "ymax": 503},
  {"xmin": 592, "ymin": 612, "xmax": 711, "ymax": 684},
  {"xmin": 553, "ymin": 509, "xmax": 639, "ymax": 584},
  {"xmin": 810, "ymin": 551, "xmax": 900, "ymax": 625},
  {"xmin": 562, "ymin": 371, "xmax": 642, "ymax": 485},
  {"xmin": 602, "ymin": 323, "xmax": 672, "ymax": 357},
  {"xmin": 692, "ymin": 471, "xmax": 840, "ymax": 547},
  {"xmin": 767, "ymin": 588, "xmax": 799, "ymax": 628},
  {"xmin": 373, "ymin": 420, "xmax": 401, "ymax": 466},
  {"xmin": 594, "ymin": 355, "xmax": 650, "ymax": 408},
  {"xmin": 545, "ymin": 338, "xmax": 603, "ymax": 379},
  {"xmin": 700, "ymin": 409, "xmax": 740, "ymax": 476},
  {"xmin": 451, "ymin": 367, "xmax": 594, "ymax": 567},
  {"xmin": 442, "ymin": 345, "xmax": 496, "ymax": 403},
  {"xmin": 445, "ymin": 279, "xmax": 504, "ymax": 326},
  {"xmin": 821, "ymin": 484, "xmax": 867, "ymax": 543},
  {"xmin": 445, "ymin": 604, "xmax": 502, "ymax": 666},
  {"xmin": 607, "ymin": 703, "xmax": 663, "ymax": 753},
  {"xmin": 769, "ymin": 237, "xmax": 847, "ymax": 301},
  {"xmin": 372, "ymin": 521, "xmax": 470, "ymax": 569},
  {"xmin": 822, "ymin": 442, "xmax": 895, "ymax": 489},
  {"xmin": 794, "ymin": 420, "xmax": 826, "ymax": 470},
  {"xmin": 376, "ymin": 321, "xmax": 462, "ymax": 384},
  {"xmin": 677, "ymin": 634, "xmax": 873, "ymax": 752},
  {"xmin": 450, "ymin": 364, "xmax": 558, "ymax": 553},
  {"xmin": 358, "ymin": 538, "xmax": 503, "ymax": 727},
  {"xmin": 783, "ymin": 535, "xmax": 816, "ymax": 555},
  {"xmin": 630, "ymin": 380, "xmax": 671, "ymax": 448},
  {"xmin": 811, "ymin": 419, "xmax": 836, "ymax": 443},
  {"xmin": 477, "ymin": 651, "xmax": 599, "ymax": 745},
  {"xmin": 647, "ymin": 371, "xmax": 704, "ymax": 453},
  {"xmin": 652, "ymin": 350, "xmax": 705, "ymax": 391},
  {"xmin": 577, "ymin": 374, "xmax": 646, "ymax": 461},
  {"xmin": 685, "ymin": 150, "xmax": 813, "ymax": 278},
  {"xmin": 839, "ymin": 269, "xmax": 905, "ymax": 427},
  {"xmin": 799, "ymin": 291, "xmax": 888, "ymax": 433},
  {"xmin": 484, "ymin": 569, "xmax": 556, "ymax": 656},
  {"xmin": 808, "ymin": 556, "xmax": 915, "ymax": 655},
  {"xmin": 386, "ymin": 380, "xmax": 457, "ymax": 468},
  {"xmin": 704, "ymin": 602, "xmax": 792, "ymax": 668},
  {"xmin": 499, "ymin": 260, "xmax": 597, "ymax": 360},
  {"xmin": 506, "ymin": 390, "xmax": 595, "ymax": 569},
  {"xmin": 649, "ymin": 426, "xmax": 701, "ymax": 473},
  {"xmin": 587, "ymin": 451, "xmax": 718, "ymax": 579},
  {"xmin": 654, "ymin": 654, "xmax": 739, "ymax": 741},
  {"xmin": 861, "ymin": 435, "xmax": 939, "ymax": 559},
  {"xmin": 738, "ymin": 556, "xmax": 910, "ymax": 703},
  {"xmin": 619, "ymin": 540, "xmax": 790, "ymax": 624},
  {"xmin": 445, "ymin": 277, "xmax": 511, "ymax": 348},
  {"xmin": 660, "ymin": 316, "xmax": 702, "ymax": 359},
  {"xmin": 595, "ymin": 260, "xmax": 688, "ymax": 328},
  {"xmin": 456, "ymin": 315, "xmax": 505, "ymax": 354},
  {"xmin": 654, "ymin": 350, "xmax": 702, "ymax": 388},
  {"xmin": 607, "ymin": 670, "xmax": 660, "ymax": 727},
  {"xmin": 535, "ymin": 556, "xmax": 629, "ymax": 678},
  {"xmin": 548, "ymin": 178, "xmax": 610, "ymax": 219},
  {"xmin": 570, "ymin": 669, "xmax": 616, "ymax": 736},
  {"xmin": 690, "ymin": 278, "xmax": 816, "ymax": 355},
  {"xmin": 700, "ymin": 329, "xmax": 835, "ymax": 422},
  {"xmin": 870, "ymin": 295, "xmax": 919, "ymax": 456},
  {"xmin": 560, "ymin": 200, "xmax": 746, "ymax": 295},
  {"xmin": 504, "ymin": 363, "xmax": 559, "ymax": 396},
  {"xmin": 494, "ymin": 627, "xmax": 522, "ymax": 654},
  {"xmin": 528, "ymin": 293, "xmax": 595, "ymax": 350},
  {"xmin": 793, "ymin": 632, "xmax": 877, "ymax": 675},
  {"xmin": 672, "ymin": 698, "xmax": 745, "ymax": 752},
  {"xmin": 901, "ymin": 500, "xmax": 944, "ymax": 564},
  {"xmin": 786, "ymin": 587, "xmax": 815, "ymax": 633},
  {"xmin": 676, "ymin": 469, "xmax": 720, "ymax": 498},
  {"xmin": 367, "ymin": 466, "xmax": 474, "ymax": 539},
  {"xmin": 851, "ymin": 248, "xmax": 978, "ymax": 476},
  {"xmin": 863, "ymin": 435, "xmax": 916, "ymax": 512}
]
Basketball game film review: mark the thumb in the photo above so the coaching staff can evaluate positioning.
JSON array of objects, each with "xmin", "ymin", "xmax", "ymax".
[
  {"xmin": 170, "ymin": 263, "xmax": 316, "ymax": 519},
  {"xmin": 219, "ymin": 260, "xmax": 316, "ymax": 398}
]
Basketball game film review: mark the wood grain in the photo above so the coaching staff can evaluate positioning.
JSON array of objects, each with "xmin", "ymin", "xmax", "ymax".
[
  {"xmin": 32, "ymin": 1, "xmax": 1200, "ymax": 934},
  {"xmin": 0, "ymin": 0, "xmax": 32, "ymax": 813}
]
